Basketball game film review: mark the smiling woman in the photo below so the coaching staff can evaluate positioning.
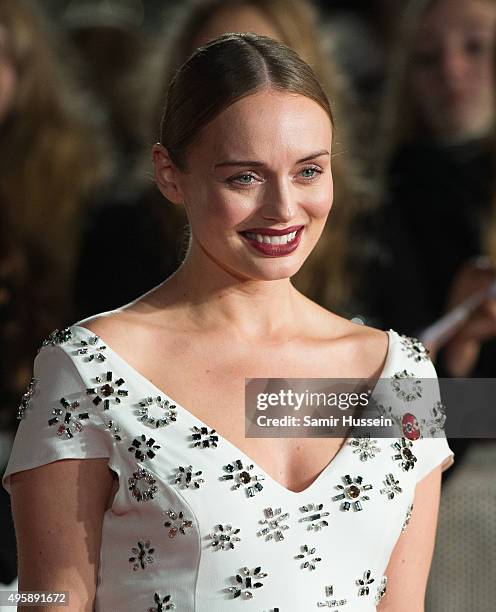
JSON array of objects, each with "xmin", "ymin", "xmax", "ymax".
[{"xmin": 3, "ymin": 33, "xmax": 453, "ymax": 612}]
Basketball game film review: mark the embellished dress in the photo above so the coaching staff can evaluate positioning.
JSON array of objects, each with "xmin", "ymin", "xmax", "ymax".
[{"xmin": 2, "ymin": 324, "xmax": 454, "ymax": 611}]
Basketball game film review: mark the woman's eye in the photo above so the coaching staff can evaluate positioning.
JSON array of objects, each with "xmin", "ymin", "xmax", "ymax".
[
  {"xmin": 299, "ymin": 166, "xmax": 323, "ymax": 180},
  {"xmin": 229, "ymin": 173, "xmax": 257, "ymax": 186}
]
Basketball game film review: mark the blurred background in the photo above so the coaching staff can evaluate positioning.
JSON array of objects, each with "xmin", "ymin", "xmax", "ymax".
[{"xmin": 1, "ymin": 1, "xmax": 495, "ymax": 610}]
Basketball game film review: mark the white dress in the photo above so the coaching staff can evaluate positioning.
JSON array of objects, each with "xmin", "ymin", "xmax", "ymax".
[{"xmin": 2, "ymin": 324, "xmax": 454, "ymax": 611}]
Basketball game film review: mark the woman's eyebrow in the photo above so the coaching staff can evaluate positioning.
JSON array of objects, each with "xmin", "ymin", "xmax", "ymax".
[{"xmin": 214, "ymin": 150, "xmax": 330, "ymax": 168}]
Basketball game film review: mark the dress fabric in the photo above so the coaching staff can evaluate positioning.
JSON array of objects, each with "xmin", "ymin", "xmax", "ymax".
[{"xmin": 2, "ymin": 324, "xmax": 454, "ymax": 611}]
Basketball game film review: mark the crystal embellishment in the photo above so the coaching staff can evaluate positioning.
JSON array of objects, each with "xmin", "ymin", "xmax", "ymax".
[
  {"xmin": 332, "ymin": 474, "xmax": 373, "ymax": 511},
  {"xmin": 357, "ymin": 569, "xmax": 375, "ymax": 596},
  {"xmin": 174, "ymin": 465, "xmax": 204, "ymax": 489},
  {"xmin": 401, "ymin": 412, "xmax": 421, "ymax": 441},
  {"xmin": 380, "ymin": 473, "xmax": 403, "ymax": 499},
  {"xmin": 86, "ymin": 371, "xmax": 129, "ymax": 409},
  {"xmin": 227, "ymin": 566, "xmax": 268, "ymax": 599},
  {"xmin": 316, "ymin": 585, "xmax": 347, "ymax": 608},
  {"xmin": 399, "ymin": 335, "xmax": 429, "ymax": 362},
  {"xmin": 17, "ymin": 377, "xmax": 37, "ymax": 420},
  {"xmin": 48, "ymin": 397, "xmax": 89, "ymax": 438},
  {"xmin": 103, "ymin": 418, "xmax": 122, "ymax": 441},
  {"xmin": 391, "ymin": 370, "xmax": 422, "ymax": 402},
  {"xmin": 148, "ymin": 592, "xmax": 176, "ymax": 611},
  {"xmin": 129, "ymin": 540, "xmax": 155, "ymax": 571},
  {"xmin": 208, "ymin": 524, "xmax": 241, "ymax": 550},
  {"xmin": 298, "ymin": 502, "xmax": 330, "ymax": 531},
  {"xmin": 76, "ymin": 335, "xmax": 107, "ymax": 362},
  {"xmin": 38, "ymin": 328, "xmax": 72, "ymax": 351},
  {"xmin": 219, "ymin": 459, "xmax": 265, "ymax": 497},
  {"xmin": 401, "ymin": 503, "xmax": 414, "ymax": 532},
  {"xmin": 392, "ymin": 438, "xmax": 417, "ymax": 471},
  {"xmin": 257, "ymin": 507, "xmax": 290, "ymax": 541},
  {"xmin": 295, "ymin": 544, "xmax": 322, "ymax": 570},
  {"xmin": 164, "ymin": 508, "xmax": 193, "ymax": 538},
  {"xmin": 128, "ymin": 435, "xmax": 161, "ymax": 461},
  {"xmin": 128, "ymin": 466, "xmax": 158, "ymax": 502},
  {"xmin": 375, "ymin": 576, "xmax": 388, "ymax": 604},
  {"xmin": 191, "ymin": 425, "xmax": 219, "ymax": 448},
  {"xmin": 348, "ymin": 434, "xmax": 381, "ymax": 461},
  {"xmin": 138, "ymin": 396, "xmax": 177, "ymax": 428}
]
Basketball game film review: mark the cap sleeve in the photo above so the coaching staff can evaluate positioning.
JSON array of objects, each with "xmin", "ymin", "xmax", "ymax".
[
  {"xmin": 398, "ymin": 336, "xmax": 455, "ymax": 484},
  {"xmin": 2, "ymin": 342, "xmax": 111, "ymax": 495}
]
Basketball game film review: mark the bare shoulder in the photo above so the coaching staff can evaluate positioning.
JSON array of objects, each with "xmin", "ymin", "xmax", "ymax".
[
  {"xmin": 305, "ymin": 300, "xmax": 389, "ymax": 375},
  {"xmin": 76, "ymin": 306, "xmax": 150, "ymax": 350}
]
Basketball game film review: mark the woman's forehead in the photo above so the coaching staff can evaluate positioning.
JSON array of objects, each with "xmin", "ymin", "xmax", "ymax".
[{"xmin": 206, "ymin": 90, "xmax": 330, "ymax": 136}]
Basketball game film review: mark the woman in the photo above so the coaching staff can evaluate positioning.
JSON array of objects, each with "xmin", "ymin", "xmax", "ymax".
[
  {"xmin": 75, "ymin": 0, "xmax": 365, "ymax": 322},
  {"xmin": 3, "ymin": 34, "xmax": 453, "ymax": 611}
]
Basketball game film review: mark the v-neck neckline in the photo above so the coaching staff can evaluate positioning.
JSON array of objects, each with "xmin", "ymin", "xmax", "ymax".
[{"xmin": 72, "ymin": 324, "xmax": 396, "ymax": 497}]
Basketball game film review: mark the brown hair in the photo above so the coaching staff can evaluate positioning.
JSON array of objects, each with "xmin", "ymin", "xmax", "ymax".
[
  {"xmin": 160, "ymin": 32, "xmax": 333, "ymax": 170},
  {"xmin": 147, "ymin": 0, "xmax": 366, "ymax": 313}
]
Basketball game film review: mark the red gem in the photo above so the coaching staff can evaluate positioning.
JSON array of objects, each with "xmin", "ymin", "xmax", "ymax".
[{"xmin": 402, "ymin": 413, "xmax": 420, "ymax": 440}]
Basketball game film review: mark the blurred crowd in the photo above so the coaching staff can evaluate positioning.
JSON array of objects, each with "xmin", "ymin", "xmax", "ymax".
[{"xmin": 1, "ymin": 1, "xmax": 495, "ymax": 609}]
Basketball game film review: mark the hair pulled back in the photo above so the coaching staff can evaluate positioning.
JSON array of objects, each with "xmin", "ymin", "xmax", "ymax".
[{"xmin": 160, "ymin": 32, "xmax": 333, "ymax": 170}]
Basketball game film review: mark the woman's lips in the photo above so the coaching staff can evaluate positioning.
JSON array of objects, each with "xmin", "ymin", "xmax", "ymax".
[{"xmin": 239, "ymin": 226, "xmax": 305, "ymax": 257}]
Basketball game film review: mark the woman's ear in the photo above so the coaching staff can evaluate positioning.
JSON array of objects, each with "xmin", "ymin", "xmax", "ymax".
[{"xmin": 152, "ymin": 143, "xmax": 185, "ymax": 204}]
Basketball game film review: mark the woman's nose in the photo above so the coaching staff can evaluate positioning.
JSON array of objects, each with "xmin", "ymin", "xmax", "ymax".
[{"xmin": 260, "ymin": 178, "xmax": 296, "ymax": 221}]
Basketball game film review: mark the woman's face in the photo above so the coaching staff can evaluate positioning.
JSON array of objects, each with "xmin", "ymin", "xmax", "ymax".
[
  {"xmin": 172, "ymin": 89, "xmax": 333, "ymax": 282},
  {"xmin": 410, "ymin": 0, "xmax": 496, "ymax": 143},
  {"xmin": 190, "ymin": 4, "xmax": 282, "ymax": 49},
  {"xmin": 0, "ymin": 25, "xmax": 17, "ymax": 124}
]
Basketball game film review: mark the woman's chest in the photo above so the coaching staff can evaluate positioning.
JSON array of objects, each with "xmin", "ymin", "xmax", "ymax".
[{"xmin": 127, "ymin": 344, "xmax": 366, "ymax": 494}]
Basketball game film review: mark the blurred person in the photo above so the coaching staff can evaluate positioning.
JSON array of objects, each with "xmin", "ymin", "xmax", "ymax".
[
  {"xmin": 364, "ymin": 1, "xmax": 496, "ymax": 609},
  {"xmin": 75, "ymin": 0, "xmax": 369, "ymax": 322},
  {"xmin": 0, "ymin": 0, "xmax": 110, "ymax": 584},
  {"xmin": 63, "ymin": 0, "xmax": 149, "ymax": 197},
  {"xmin": 369, "ymin": 0, "xmax": 496, "ymax": 377},
  {"xmin": 3, "ymin": 33, "xmax": 454, "ymax": 611}
]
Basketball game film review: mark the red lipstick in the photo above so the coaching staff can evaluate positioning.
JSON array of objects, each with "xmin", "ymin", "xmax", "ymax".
[{"xmin": 239, "ymin": 225, "xmax": 305, "ymax": 257}]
